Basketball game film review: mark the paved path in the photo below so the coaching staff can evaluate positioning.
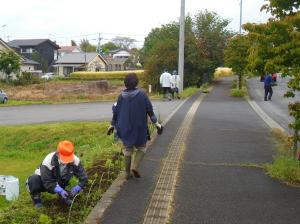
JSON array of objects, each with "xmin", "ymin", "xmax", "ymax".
[
  {"xmin": 247, "ymin": 77, "xmax": 299, "ymax": 134},
  {"xmin": 0, "ymin": 100, "xmax": 182, "ymax": 125},
  {"xmin": 99, "ymin": 78, "xmax": 300, "ymax": 224}
]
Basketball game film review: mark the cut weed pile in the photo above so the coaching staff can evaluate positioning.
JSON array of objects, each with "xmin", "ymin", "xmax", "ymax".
[
  {"xmin": 0, "ymin": 80, "xmax": 123, "ymax": 105},
  {"xmin": 0, "ymin": 122, "xmax": 123, "ymax": 224}
]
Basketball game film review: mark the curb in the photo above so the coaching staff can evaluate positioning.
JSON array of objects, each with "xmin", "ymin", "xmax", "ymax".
[
  {"xmin": 84, "ymin": 97, "xmax": 190, "ymax": 224},
  {"xmin": 245, "ymin": 96, "xmax": 286, "ymax": 133}
]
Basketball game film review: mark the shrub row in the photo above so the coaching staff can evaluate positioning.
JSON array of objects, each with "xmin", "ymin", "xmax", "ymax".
[{"xmin": 70, "ymin": 70, "xmax": 145, "ymax": 80}]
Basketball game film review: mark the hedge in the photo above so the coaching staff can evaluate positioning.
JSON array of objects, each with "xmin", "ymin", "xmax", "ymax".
[{"xmin": 69, "ymin": 70, "xmax": 145, "ymax": 80}]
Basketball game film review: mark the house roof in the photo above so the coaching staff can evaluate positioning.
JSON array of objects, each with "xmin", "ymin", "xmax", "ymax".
[
  {"xmin": 55, "ymin": 52, "xmax": 107, "ymax": 64},
  {"xmin": 23, "ymin": 57, "xmax": 39, "ymax": 65},
  {"xmin": 8, "ymin": 39, "xmax": 59, "ymax": 49},
  {"xmin": 0, "ymin": 38, "xmax": 11, "ymax": 50},
  {"xmin": 58, "ymin": 46, "xmax": 81, "ymax": 53}
]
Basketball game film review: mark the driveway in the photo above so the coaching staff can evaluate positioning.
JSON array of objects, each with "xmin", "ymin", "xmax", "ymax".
[{"xmin": 0, "ymin": 100, "xmax": 183, "ymax": 125}]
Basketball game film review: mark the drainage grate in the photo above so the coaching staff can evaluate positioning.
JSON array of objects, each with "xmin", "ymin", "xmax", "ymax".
[{"xmin": 143, "ymin": 95, "xmax": 204, "ymax": 224}]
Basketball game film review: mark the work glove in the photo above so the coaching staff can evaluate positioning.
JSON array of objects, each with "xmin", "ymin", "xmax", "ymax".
[
  {"xmin": 54, "ymin": 185, "xmax": 69, "ymax": 199},
  {"xmin": 107, "ymin": 125, "xmax": 115, "ymax": 135},
  {"xmin": 70, "ymin": 185, "xmax": 82, "ymax": 197},
  {"xmin": 155, "ymin": 122, "xmax": 164, "ymax": 135}
]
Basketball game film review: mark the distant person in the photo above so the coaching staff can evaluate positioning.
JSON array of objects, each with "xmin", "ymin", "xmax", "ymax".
[
  {"xmin": 171, "ymin": 70, "xmax": 181, "ymax": 99},
  {"xmin": 107, "ymin": 73, "xmax": 163, "ymax": 179},
  {"xmin": 272, "ymin": 73, "xmax": 277, "ymax": 83},
  {"xmin": 26, "ymin": 140, "xmax": 88, "ymax": 208},
  {"xmin": 264, "ymin": 74, "xmax": 273, "ymax": 101},
  {"xmin": 160, "ymin": 70, "xmax": 172, "ymax": 100}
]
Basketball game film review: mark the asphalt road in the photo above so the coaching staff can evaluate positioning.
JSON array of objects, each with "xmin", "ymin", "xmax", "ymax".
[
  {"xmin": 0, "ymin": 99, "xmax": 183, "ymax": 125},
  {"xmin": 247, "ymin": 76, "xmax": 300, "ymax": 134},
  {"xmin": 100, "ymin": 78, "xmax": 300, "ymax": 224}
]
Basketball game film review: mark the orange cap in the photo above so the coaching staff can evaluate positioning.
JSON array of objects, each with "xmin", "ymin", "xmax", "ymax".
[{"xmin": 57, "ymin": 140, "xmax": 74, "ymax": 163}]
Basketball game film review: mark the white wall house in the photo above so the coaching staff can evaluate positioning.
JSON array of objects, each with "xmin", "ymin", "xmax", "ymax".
[{"xmin": 54, "ymin": 52, "xmax": 107, "ymax": 76}]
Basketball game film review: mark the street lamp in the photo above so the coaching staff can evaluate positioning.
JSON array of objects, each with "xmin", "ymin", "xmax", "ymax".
[{"xmin": 178, "ymin": 0, "xmax": 185, "ymax": 92}]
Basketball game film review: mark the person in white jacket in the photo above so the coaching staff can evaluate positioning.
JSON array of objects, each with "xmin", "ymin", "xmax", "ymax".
[
  {"xmin": 171, "ymin": 70, "xmax": 181, "ymax": 99},
  {"xmin": 160, "ymin": 70, "xmax": 172, "ymax": 100}
]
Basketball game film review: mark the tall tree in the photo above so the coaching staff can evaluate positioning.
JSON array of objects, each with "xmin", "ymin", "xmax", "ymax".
[
  {"xmin": 224, "ymin": 34, "xmax": 250, "ymax": 89},
  {"xmin": 0, "ymin": 50, "xmax": 21, "ymax": 83},
  {"xmin": 80, "ymin": 39, "xmax": 96, "ymax": 52},
  {"xmin": 101, "ymin": 41, "xmax": 119, "ymax": 54},
  {"xmin": 142, "ymin": 10, "xmax": 232, "ymax": 88},
  {"xmin": 71, "ymin": 40, "xmax": 77, "ymax": 46},
  {"xmin": 112, "ymin": 36, "xmax": 136, "ymax": 49}
]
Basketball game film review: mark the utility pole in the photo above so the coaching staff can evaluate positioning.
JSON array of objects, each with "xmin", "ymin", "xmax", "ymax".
[
  {"xmin": 178, "ymin": 0, "xmax": 185, "ymax": 92},
  {"xmin": 97, "ymin": 33, "xmax": 102, "ymax": 54},
  {"xmin": 1, "ymin": 25, "xmax": 6, "ymax": 40},
  {"xmin": 237, "ymin": 0, "xmax": 243, "ymax": 90}
]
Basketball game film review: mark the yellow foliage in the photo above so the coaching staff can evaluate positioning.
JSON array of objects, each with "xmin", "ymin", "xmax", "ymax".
[
  {"xmin": 70, "ymin": 70, "xmax": 145, "ymax": 80},
  {"xmin": 214, "ymin": 67, "xmax": 234, "ymax": 79}
]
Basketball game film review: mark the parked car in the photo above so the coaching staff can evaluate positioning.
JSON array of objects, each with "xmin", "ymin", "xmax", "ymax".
[
  {"xmin": 41, "ymin": 73, "xmax": 54, "ymax": 80},
  {"xmin": 0, "ymin": 89, "xmax": 8, "ymax": 104}
]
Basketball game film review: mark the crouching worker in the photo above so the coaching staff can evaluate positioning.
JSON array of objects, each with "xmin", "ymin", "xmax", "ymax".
[
  {"xmin": 26, "ymin": 140, "xmax": 88, "ymax": 208},
  {"xmin": 107, "ymin": 73, "xmax": 163, "ymax": 179}
]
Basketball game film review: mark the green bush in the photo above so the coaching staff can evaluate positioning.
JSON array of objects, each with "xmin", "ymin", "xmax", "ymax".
[
  {"xmin": 230, "ymin": 87, "xmax": 247, "ymax": 97},
  {"xmin": 266, "ymin": 156, "xmax": 300, "ymax": 184}
]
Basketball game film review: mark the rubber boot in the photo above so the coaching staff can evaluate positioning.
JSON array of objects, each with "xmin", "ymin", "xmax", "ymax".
[
  {"xmin": 31, "ymin": 193, "xmax": 42, "ymax": 208},
  {"xmin": 131, "ymin": 150, "xmax": 145, "ymax": 178},
  {"xmin": 124, "ymin": 156, "xmax": 133, "ymax": 180}
]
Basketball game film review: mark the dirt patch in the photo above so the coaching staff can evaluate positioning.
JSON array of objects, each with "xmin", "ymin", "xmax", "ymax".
[{"xmin": 5, "ymin": 81, "xmax": 123, "ymax": 101}]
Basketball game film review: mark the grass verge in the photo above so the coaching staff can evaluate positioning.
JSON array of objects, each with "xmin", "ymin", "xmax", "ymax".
[
  {"xmin": 265, "ymin": 128, "xmax": 300, "ymax": 187},
  {"xmin": 0, "ymin": 122, "xmax": 123, "ymax": 223}
]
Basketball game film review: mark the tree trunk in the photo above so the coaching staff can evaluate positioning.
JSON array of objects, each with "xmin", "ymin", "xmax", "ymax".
[{"xmin": 293, "ymin": 129, "xmax": 298, "ymax": 159}]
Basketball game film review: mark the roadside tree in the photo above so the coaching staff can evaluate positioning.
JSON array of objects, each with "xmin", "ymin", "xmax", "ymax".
[{"xmin": 0, "ymin": 50, "xmax": 21, "ymax": 83}]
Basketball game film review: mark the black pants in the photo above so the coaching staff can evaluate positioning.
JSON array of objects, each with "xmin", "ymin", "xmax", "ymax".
[
  {"xmin": 264, "ymin": 85, "xmax": 273, "ymax": 100},
  {"xmin": 162, "ymin": 87, "xmax": 171, "ymax": 98},
  {"xmin": 26, "ymin": 175, "xmax": 47, "ymax": 195}
]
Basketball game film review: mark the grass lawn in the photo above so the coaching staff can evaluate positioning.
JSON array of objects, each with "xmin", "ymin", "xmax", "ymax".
[{"xmin": 0, "ymin": 122, "xmax": 123, "ymax": 223}]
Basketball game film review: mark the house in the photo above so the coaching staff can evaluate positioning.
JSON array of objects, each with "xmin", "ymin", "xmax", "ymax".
[
  {"xmin": 8, "ymin": 39, "xmax": 60, "ymax": 71},
  {"xmin": 108, "ymin": 49, "xmax": 131, "ymax": 59},
  {"xmin": 54, "ymin": 52, "xmax": 107, "ymax": 76},
  {"xmin": 0, "ymin": 38, "xmax": 41, "ymax": 79},
  {"xmin": 58, "ymin": 46, "xmax": 81, "ymax": 58},
  {"xmin": 105, "ymin": 57, "xmax": 128, "ymax": 71}
]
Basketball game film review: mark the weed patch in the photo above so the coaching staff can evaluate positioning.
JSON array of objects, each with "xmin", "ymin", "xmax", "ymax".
[
  {"xmin": 266, "ymin": 128, "xmax": 300, "ymax": 187},
  {"xmin": 0, "ymin": 122, "xmax": 124, "ymax": 223}
]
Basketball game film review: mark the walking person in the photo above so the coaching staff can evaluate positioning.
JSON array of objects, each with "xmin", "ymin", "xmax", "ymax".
[
  {"xmin": 26, "ymin": 140, "xmax": 88, "ymax": 208},
  {"xmin": 107, "ymin": 73, "xmax": 163, "ymax": 179},
  {"xmin": 264, "ymin": 74, "xmax": 273, "ymax": 101},
  {"xmin": 171, "ymin": 70, "xmax": 181, "ymax": 99},
  {"xmin": 160, "ymin": 69, "xmax": 172, "ymax": 100}
]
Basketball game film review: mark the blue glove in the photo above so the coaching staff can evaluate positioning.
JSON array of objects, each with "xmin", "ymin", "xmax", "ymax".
[
  {"xmin": 54, "ymin": 185, "xmax": 68, "ymax": 199},
  {"xmin": 71, "ymin": 185, "xmax": 82, "ymax": 196}
]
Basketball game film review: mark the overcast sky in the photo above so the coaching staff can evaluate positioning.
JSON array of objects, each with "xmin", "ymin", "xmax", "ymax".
[{"xmin": 0, "ymin": 0, "xmax": 270, "ymax": 48}]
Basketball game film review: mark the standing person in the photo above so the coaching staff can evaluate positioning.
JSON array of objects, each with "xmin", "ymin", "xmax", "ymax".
[
  {"xmin": 171, "ymin": 70, "xmax": 181, "ymax": 99},
  {"xmin": 26, "ymin": 140, "xmax": 88, "ymax": 208},
  {"xmin": 264, "ymin": 74, "xmax": 273, "ymax": 101},
  {"xmin": 107, "ymin": 73, "xmax": 163, "ymax": 179},
  {"xmin": 160, "ymin": 69, "xmax": 172, "ymax": 100}
]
